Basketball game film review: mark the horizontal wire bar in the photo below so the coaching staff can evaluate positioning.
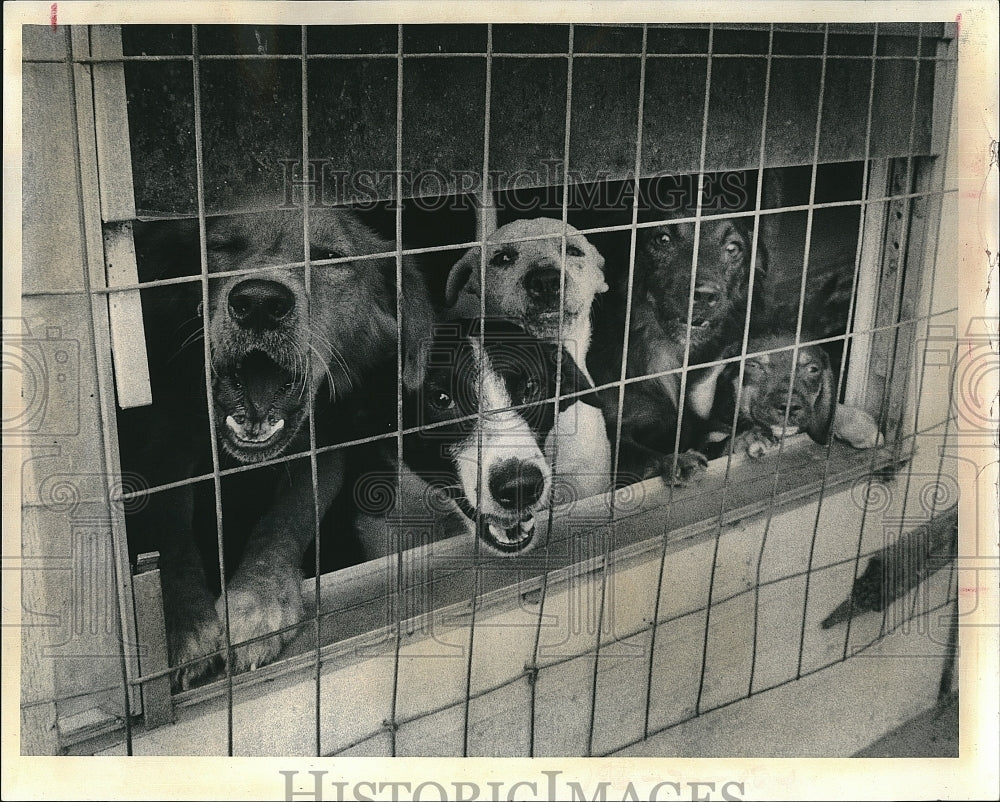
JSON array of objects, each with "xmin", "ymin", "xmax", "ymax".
[
  {"xmin": 31, "ymin": 52, "xmax": 953, "ymax": 65},
  {"xmin": 48, "ymin": 187, "xmax": 958, "ymax": 297}
]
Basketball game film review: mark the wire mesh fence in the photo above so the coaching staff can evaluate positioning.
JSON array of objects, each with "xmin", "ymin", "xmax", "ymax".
[{"xmin": 17, "ymin": 20, "xmax": 961, "ymax": 758}]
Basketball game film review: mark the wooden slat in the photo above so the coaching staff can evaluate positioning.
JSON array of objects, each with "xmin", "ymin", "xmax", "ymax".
[
  {"xmin": 101, "ymin": 222, "xmax": 152, "ymax": 408},
  {"xmin": 844, "ymin": 159, "xmax": 889, "ymax": 409},
  {"xmin": 88, "ymin": 24, "xmax": 152, "ymax": 409},
  {"xmin": 132, "ymin": 553, "xmax": 175, "ymax": 730}
]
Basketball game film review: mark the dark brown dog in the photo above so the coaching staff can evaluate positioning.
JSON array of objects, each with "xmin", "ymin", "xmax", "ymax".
[
  {"xmin": 589, "ymin": 215, "xmax": 767, "ymax": 482},
  {"xmin": 123, "ymin": 204, "xmax": 432, "ymax": 689},
  {"xmin": 695, "ymin": 333, "xmax": 883, "ymax": 459}
]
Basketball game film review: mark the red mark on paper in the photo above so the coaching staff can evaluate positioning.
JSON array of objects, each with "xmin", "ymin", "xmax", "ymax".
[
  {"xmin": 50, "ymin": 3, "xmax": 57, "ymax": 30},
  {"xmin": 955, "ymin": 13, "xmax": 961, "ymax": 38}
]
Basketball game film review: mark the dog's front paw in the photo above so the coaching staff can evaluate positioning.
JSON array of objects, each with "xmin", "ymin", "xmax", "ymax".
[
  {"xmin": 736, "ymin": 428, "xmax": 779, "ymax": 460},
  {"xmin": 166, "ymin": 588, "xmax": 225, "ymax": 692},
  {"xmin": 648, "ymin": 449, "xmax": 709, "ymax": 486},
  {"xmin": 217, "ymin": 562, "xmax": 304, "ymax": 673}
]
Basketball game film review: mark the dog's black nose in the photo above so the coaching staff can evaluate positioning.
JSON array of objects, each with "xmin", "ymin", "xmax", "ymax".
[
  {"xmin": 694, "ymin": 284, "xmax": 721, "ymax": 307},
  {"xmin": 772, "ymin": 398, "xmax": 804, "ymax": 418},
  {"xmin": 524, "ymin": 266, "xmax": 563, "ymax": 300},
  {"xmin": 228, "ymin": 279, "xmax": 294, "ymax": 330},
  {"xmin": 489, "ymin": 459, "xmax": 545, "ymax": 511}
]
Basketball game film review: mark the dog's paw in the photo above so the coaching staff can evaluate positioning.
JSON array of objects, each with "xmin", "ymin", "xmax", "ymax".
[
  {"xmin": 217, "ymin": 562, "xmax": 304, "ymax": 673},
  {"xmin": 736, "ymin": 428, "xmax": 779, "ymax": 460},
  {"xmin": 651, "ymin": 449, "xmax": 709, "ymax": 486},
  {"xmin": 166, "ymin": 590, "xmax": 225, "ymax": 692},
  {"xmin": 833, "ymin": 404, "xmax": 884, "ymax": 449}
]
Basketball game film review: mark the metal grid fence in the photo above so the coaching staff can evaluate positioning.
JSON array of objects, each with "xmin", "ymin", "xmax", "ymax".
[{"xmin": 19, "ymin": 21, "xmax": 959, "ymax": 757}]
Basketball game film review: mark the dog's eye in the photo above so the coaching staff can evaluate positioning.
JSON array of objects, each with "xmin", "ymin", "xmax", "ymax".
[
  {"xmin": 520, "ymin": 377, "xmax": 541, "ymax": 403},
  {"xmin": 429, "ymin": 390, "xmax": 455, "ymax": 411},
  {"xmin": 566, "ymin": 244, "xmax": 584, "ymax": 257},
  {"xmin": 309, "ymin": 246, "xmax": 344, "ymax": 263},
  {"xmin": 491, "ymin": 248, "xmax": 517, "ymax": 267},
  {"xmin": 208, "ymin": 238, "xmax": 245, "ymax": 254},
  {"xmin": 725, "ymin": 241, "xmax": 743, "ymax": 258},
  {"xmin": 804, "ymin": 363, "xmax": 821, "ymax": 375},
  {"xmin": 657, "ymin": 232, "xmax": 672, "ymax": 245}
]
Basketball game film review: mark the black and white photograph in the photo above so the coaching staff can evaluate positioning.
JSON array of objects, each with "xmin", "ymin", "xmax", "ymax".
[{"xmin": 4, "ymin": 1, "xmax": 998, "ymax": 799}]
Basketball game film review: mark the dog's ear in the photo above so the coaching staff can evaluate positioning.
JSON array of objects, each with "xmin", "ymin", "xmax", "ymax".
[
  {"xmin": 444, "ymin": 248, "xmax": 482, "ymax": 309},
  {"xmin": 552, "ymin": 346, "xmax": 603, "ymax": 411},
  {"xmin": 400, "ymin": 257, "xmax": 434, "ymax": 390},
  {"xmin": 806, "ymin": 349, "xmax": 835, "ymax": 445}
]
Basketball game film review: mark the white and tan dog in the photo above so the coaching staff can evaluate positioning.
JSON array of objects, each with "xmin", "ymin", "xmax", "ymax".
[
  {"xmin": 445, "ymin": 218, "xmax": 612, "ymax": 501},
  {"xmin": 445, "ymin": 218, "xmax": 609, "ymax": 384}
]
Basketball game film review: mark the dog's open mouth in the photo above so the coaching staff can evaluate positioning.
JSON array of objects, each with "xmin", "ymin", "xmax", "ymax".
[
  {"xmin": 216, "ymin": 351, "xmax": 303, "ymax": 460},
  {"xmin": 689, "ymin": 316, "xmax": 713, "ymax": 329},
  {"xmin": 224, "ymin": 414, "xmax": 286, "ymax": 445},
  {"xmin": 478, "ymin": 511, "xmax": 537, "ymax": 553}
]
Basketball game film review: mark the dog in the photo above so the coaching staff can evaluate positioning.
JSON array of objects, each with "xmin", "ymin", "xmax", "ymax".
[
  {"xmin": 445, "ymin": 218, "xmax": 612, "ymax": 500},
  {"xmin": 691, "ymin": 332, "xmax": 884, "ymax": 460},
  {"xmin": 589, "ymin": 214, "xmax": 767, "ymax": 483},
  {"xmin": 398, "ymin": 318, "xmax": 601, "ymax": 554},
  {"xmin": 445, "ymin": 218, "xmax": 609, "ymax": 380},
  {"xmin": 122, "ymin": 204, "xmax": 432, "ymax": 689}
]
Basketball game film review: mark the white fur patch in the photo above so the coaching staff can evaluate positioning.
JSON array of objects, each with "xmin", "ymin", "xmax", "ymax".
[{"xmin": 449, "ymin": 339, "xmax": 552, "ymax": 521}]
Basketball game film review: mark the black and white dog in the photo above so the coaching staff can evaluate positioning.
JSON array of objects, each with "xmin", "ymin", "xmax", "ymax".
[{"xmin": 400, "ymin": 318, "xmax": 603, "ymax": 554}]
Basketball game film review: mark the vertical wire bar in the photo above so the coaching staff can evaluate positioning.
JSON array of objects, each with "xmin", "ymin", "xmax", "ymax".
[
  {"xmin": 740, "ymin": 26, "xmax": 831, "ymax": 695},
  {"xmin": 299, "ymin": 25, "xmax": 324, "ymax": 758},
  {"xmin": 688, "ymin": 22, "xmax": 774, "ymax": 703},
  {"xmin": 586, "ymin": 23, "xmax": 649, "ymax": 755},
  {"xmin": 639, "ymin": 26, "xmax": 757, "ymax": 736},
  {"xmin": 788, "ymin": 23, "xmax": 883, "ymax": 680},
  {"xmin": 66, "ymin": 25, "xmax": 133, "ymax": 753},
  {"xmin": 528, "ymin": 23, "xmax": 575, "ymax": 756},
  {"xmin": 671, "ymin": 23, "xmax": 740, "ymax": 718},
  {"xmin": 190, "ymin": 23, "xmax": 235, "ymax": 756},
  {"xmin": 386, "ymin": 23, "xmax": 405, "ymax": 758},
  {"xmin": 462, "ymin": 24, "xmax": 493, "ymax": 757},
  {"xmin": 841, "ymin": 24, "xmax": 887, "ymax": 659}
]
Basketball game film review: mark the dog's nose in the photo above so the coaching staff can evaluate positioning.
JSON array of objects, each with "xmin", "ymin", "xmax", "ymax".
[
  {"xmin": 772, "ymin": 397, "xmax": 804, "ymax": 418},
  {"xmin": 694, "ymin": 283, "xmax": 721, "ymax": 307},
  {"xmin": 228, "ymin": 279, "xmax": 295, "ymax": 330},
  {"xmin": 524, "ymin": 266, "xmax": 563, "ymax": 300},
  {"xmin": 488, "ymin": 459, "xmax": 545, "ymax": 511}
]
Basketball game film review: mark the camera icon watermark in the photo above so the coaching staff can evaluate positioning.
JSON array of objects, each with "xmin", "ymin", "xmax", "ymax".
[{"xmin": 2, "ymin": 320, "xmax": 80, "ymax": 437}]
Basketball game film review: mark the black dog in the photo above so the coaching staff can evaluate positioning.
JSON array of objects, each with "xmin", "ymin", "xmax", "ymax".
[
  {"xmin": 398, "ymin": 318, "xmax": 600, "ymax": 554},
  {"xmin": 121, "ymin": 204, "xmax": 432, "ymax": 689},
  {"xmin": 590, "ymin": 214, "xmax": 767, "ymax": 483}
]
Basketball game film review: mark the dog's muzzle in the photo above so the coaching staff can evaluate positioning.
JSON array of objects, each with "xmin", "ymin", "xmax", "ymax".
[
  {"xmin": 759, "ymin": 392, "xmax": 810, "ymax": 434},
  {"xmin": 523, "ymin": 264, "xmax": 566, "ymax": 313},
  {"xmin": 477, "ymin": 458, "xmax": 547, "ymax": 552}
]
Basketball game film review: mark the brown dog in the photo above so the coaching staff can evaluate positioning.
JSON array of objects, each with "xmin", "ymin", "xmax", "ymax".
[
  {"xmin": 124, "ymin": 204, "xmax": 432, "ymax": 689},
  {"xmin": 590, "ymin": 214, "xmax": 767, "ymax": 483},
  {"xmin": 693, "ymin": 333, "xmax": 883, "ymax": 459}
]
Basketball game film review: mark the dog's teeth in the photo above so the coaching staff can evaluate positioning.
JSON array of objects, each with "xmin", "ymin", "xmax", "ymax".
[
  {"xmin": 488, "ymin": 522, "xmax": 509, "ymax": 543},
  {"xmin": 519, "ymin": 518, "xmax": 536, "ymax": 536}
]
